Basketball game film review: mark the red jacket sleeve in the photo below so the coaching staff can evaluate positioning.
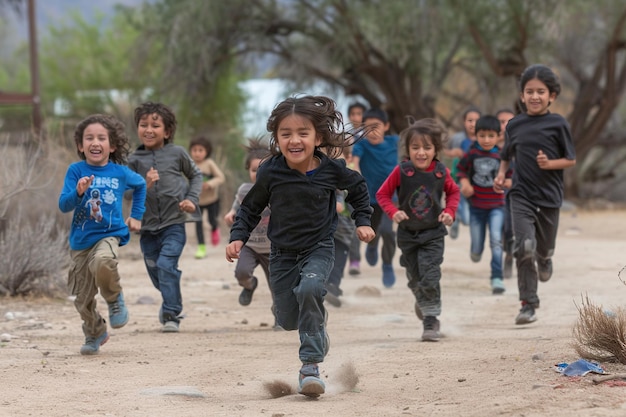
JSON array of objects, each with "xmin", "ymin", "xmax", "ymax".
[
  {"xmin": 376, "ymin": 166, "xmax": 401, "ymax": 220},
  {"xmin": 443, "ymin": 168, "xmax": 460, "ymax": 218}
]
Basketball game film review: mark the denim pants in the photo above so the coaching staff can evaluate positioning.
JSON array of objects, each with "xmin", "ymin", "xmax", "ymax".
[
  {"xmin": 469, "ymin": 206, "xmax": 505, "ymax": 279},
  {"xmin": 68, "ymin": 236, "xmax": 122, "ymax": 338},
  {"xmin": 270, "ymin": 237, "xmax": 333, "ymax": 364},
  {"xmin": 396, "ymin": 226, "xmax": 445, "ymax": 317},
  {"xmin": 509, "ymin": 195, "xmax": 559, "ymax": 307},
  {"xmin": 140, "ymin": 223, "xmax": 186, "ymax": 322}
]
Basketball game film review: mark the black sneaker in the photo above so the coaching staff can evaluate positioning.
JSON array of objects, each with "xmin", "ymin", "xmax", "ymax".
[
  {"xmin": 537, "ymin": 258, "xmax": 553, "ymax": 282},
  {"xmin": 515, "ymin": 304, "xmax": 537, "ymax": 325},
  {"xmin": 238, "ymin": 277, "xmax": 258, "ymax": 306},
  {"xmin": 422, "ymin": 316, "xmax": 440, "ymax": 342}
]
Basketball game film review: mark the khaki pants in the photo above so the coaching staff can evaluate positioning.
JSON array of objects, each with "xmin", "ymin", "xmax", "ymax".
[{"xmin": 68, "ymin": 237, "xmax": 122, "ymax": 338}]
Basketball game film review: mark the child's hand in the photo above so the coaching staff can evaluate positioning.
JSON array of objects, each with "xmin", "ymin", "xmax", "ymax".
[
  {"xmin": 536, "ymin": 150, "xmax": 551, "ymax": 169},
  {"xmin": 125, "ymin": 217, "xmax": 142, "ymax": 232},
  {"xmin": 493, "ymin": 173, "xmax": 506, "ymax": 193},
  {"xmin": 356, "ymin": 225, "xmax": 375, "ymax": 243},
  {"xmin": 179, "ymin": 199, "xmax": 196, "ymax": 213},
  {"xmin": 226, "ymin": 240, "xmax": 243, "ymax": 262},
  {"xmin": 146, "ymin": 167, "xmax": 159, "ymax": 188},
  {"xmin": 439, "ymin": 212, "xmax": 454, "ymax": 226},
  {"xmin": 224, "ymin": 210, "xmax": 236, "ymax": 226},
  {"xmin": 76, "ymin": 175, "xmax": 94, "ymax": 196},
  {"xmin": 460, "ymin": 182, "xmax": 474, "ymax": 198},
  {"xmin": 392, "ymin": 210, "xmax": 409, "ymax": 224}
]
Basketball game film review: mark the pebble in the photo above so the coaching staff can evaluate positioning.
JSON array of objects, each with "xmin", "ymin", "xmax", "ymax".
[
  {"xmin": 4, "ymin": 312, "xmax": 15, "ymax": 320},
  {"xmin": 1, "ymin": 333, "xmax": 12, "ymax": 342}
]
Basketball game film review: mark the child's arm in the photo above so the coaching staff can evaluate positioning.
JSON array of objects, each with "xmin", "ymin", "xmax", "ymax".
[
  {"xmin": 180, "ymin": 150, "xmax": 203, "ymax": 212},
  {"xmin": 536, "ymin": 150, "xmax": 576, "ymax": 170},
  {"xmin": 226, "ymin": 240, "xmax": 244, "ymax": 262},
  {"xmin": 376, "ymin": 167, "xmax": 405, "ymax": 223},
  {"xmin": 440, "ymin": 168, "xmax": 460, "ymax": 226},
  {"xmin": 58, "ymin": 165, "xmax": 90, "ymax": 213},
  {"xmin": 459, "ymin": 177, "xmax": 474, "ymax": 198},
  {"xmin": 204, "ymin": 159, "xmax": 226, "ymax": 190},
  {"xmin": 494, "ymin": 160, "xmax": 510, "ymax": 193},
  {"xmin": 126, "ymin": 168, "xmax": 147, "ymax": 230}
]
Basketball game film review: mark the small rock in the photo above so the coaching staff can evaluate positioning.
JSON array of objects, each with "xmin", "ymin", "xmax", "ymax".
[
  {"xmin": 136, "ymin": 296, "xmax": 156, "ymax": 305},
  {"xmin": 531, "ymin": 352, "xmax": 544, "ymax": 361},
  {"xmin": 0, "ymin": 333, "xmax": 12, "ymax": 342},
  {"xmin": 222, "ymin": 283, "xmax": 230, "ymax": 290},
  {"xmin": 458, "ymin": 377, "xmax": 466, "ymax": 382},
  {"xmin": 4, "ymin": 312, "xmax": 15, "ymax": 321}
]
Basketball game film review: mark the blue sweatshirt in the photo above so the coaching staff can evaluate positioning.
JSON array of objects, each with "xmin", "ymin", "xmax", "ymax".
[{"xmin": 59, "ymin": 161, "xmax": 147, "ymax": 250}]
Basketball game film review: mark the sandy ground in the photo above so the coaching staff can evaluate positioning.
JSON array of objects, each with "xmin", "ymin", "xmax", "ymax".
[{"xmin": 2, "ymin": 209, "xmax": 626, "ymax": 417}]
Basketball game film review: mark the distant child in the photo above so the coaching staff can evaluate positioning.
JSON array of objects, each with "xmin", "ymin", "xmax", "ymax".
[
  {"xmin": 59, "ymin": 114, "xmax": 146, "ymax": 355},
  {"xmin": 346, "ymin": 101, "xmax": 367, "ymax": 275},
  {"xmin": 456, "ymin": 115, "xmax": 512, "ymax": 295},
  {"xmin": 352, "ymin": 107, "xmax": 398, "ymax": 288},
  {"xmin": 495, "ymin": 108, "xmax": 516, "ymax": 278},
  {"xmin": 189, "ymin": 136, "xmax": 225, "ymax": 259},
  {"xmin": 445, "ymin": 107, "xmax": 481, "ymax": 239},
  {"xmin": 377, "ymin": 118, "xmax": 460, "ymax": 342},
  {"xmin": 494, "ymin": 64, "xmax": 576, "ymax": 325},
  {"xmin": 226, "ymin": 95, "xmax": 375, "ymax": 397},
  {"xmin": 223, "ymin": 138, "xmax": 276, "ymax": 324},
  {"xmin": 128, "ymin": 102, "xmax": 203, "ymax": 333}
]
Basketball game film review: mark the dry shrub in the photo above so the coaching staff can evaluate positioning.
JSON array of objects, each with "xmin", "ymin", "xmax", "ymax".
[
  {"xmin": 0, "ymin": 134, "xmax": 72, "ymax": 297},
  {"xmin": 572, "ymin": 294, "xmax": 626, "ymax": 364}
]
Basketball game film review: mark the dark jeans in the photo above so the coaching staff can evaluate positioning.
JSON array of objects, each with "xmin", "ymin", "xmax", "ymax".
[
  {"xmin": 328, "ymin": 239, "xmax": 349, "ymax": 291},
  {"xmin": 509, "ymin": 195, "xmax": 559, "ymax": 307},
  {"xmin": 270, "ymin": 237, "xmax": 333, "ymax": 364},
  {"xmin": 503, "ymin": 195, "xmax": 514, "ymax": 254},
  {"xmin": 369, "ymin": 204, "xmax": 396, "ymax": 265},
  {"xmin": 140, "ymin": 223, "xmax": 186, "ymax": 321},
  {"xmin": 195, "ymin": 200, "xmax": 220, "ymax": 244},
  {"xmin": 396, "ymin": 226, "xmax": 445, "ymax": 317}
]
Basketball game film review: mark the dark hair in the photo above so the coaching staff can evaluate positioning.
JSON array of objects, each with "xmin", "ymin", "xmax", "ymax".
[
  {"xmin": 348, "ymin": 102, "xmax": 367, "ymax": 114},
  {"xmin": 475, "ymin": 115, "xmax": 501, "ymax": 134},
  {"xmin": 495, "ymin": 108, "xmax": 515, "ymax": 118},
  {"xmin": 519, "ymin": 64, "xmax": 561, "ymax": 96},
  {"xmin": 74, "ymin": 114, "xmax": 130, "ymax": 164},
  {"xmin": 133, "ymin": 102, "xmax": 177, "ymax": 144},
  {"xmin": 461, "ymin": 106, "xmax": 481, "ymax": 121},
  {"xmin": 243, "ymin": 136, "xmax": 271, "ymax": 170},
  {"xmin": 362, "ymin": 107, "xmax": 389, "ymax": 124},
  {"xmin": 189, "ymin": 136, "xmax": 213, "ymax": 159},
  {"xmin": 399, "ymin": 118, "xmax": 446, "ymax": 159},
  {"xmin": 266, "ymin": 95, "xmax": 355, "ymax": 159}
]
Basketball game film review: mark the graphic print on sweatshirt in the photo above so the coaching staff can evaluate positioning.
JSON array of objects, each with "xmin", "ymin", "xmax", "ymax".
[
  {"xmin": 471, "ymin": 156, "xmax": 500, "ymax": 188},
  {"xmin": 73, "ymin": 176, "xmax": 120, "ymax": 229}
]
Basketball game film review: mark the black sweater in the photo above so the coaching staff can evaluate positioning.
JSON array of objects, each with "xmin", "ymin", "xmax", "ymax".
[{"xmin": 230, "ymin": 150, "xmax": 372, "ymax": 250}]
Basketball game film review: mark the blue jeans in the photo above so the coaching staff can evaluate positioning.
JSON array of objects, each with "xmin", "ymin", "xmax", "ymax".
[
  {"xmin": 140, "ymin": 223, "xmax": 186, "ymax": 322},
  {"xmin": 270, "ymin": 237, "xmax": 333, "ymax": 364},
  {"xmin": 469, "ymin": 206, "xmax": 504, "ymax": 279}
]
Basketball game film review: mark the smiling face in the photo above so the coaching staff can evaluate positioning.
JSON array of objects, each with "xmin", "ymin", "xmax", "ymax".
[
  {"xmin": 408, "ymin": 134, "xmax": 436, "ymax": 171},
  {"xmin": 78, "ymin": 123, "xmax": 114, "ymax": 166},
  {"xmin": 463, "ymin": 111, "xmax": 481, "ymax": 139},
  {"xmin": 137, "ymin": 113, "xmax": 169, "ymax": 150},
  {"xmin": 476, "ymin": 129, "xmax": 499, "ymax": 152},
  {"xmin": 276, "ymin": 114, "xmax": 321, "ymax": 173},
  {"xmin": 521, "ymin": 78, "xmax": 556, "ymax": 116}
]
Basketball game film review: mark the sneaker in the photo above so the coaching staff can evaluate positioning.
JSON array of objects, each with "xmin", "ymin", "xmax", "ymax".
[
  {"xmin": 503, "ymin": 253, "xmax": 513, "ymax": 279},
  {"xmin": 324, "ymin": 283, "xmax": 341, "ymax": 307},
  {"xmin": 449, "ymin": 220, "xmax": 459, "ymax": 239},
  {"xmin": 382, "ymin": 263, "xmax": 395, "ymax": 288},
  {"xmin": 107, "ymin": 293, "xmax": 129, "ymax": 329},
  {"xmin": 470, "ymin": 252, "xmax": 481, "ymax": 263},
  {"xmin": 515, "ymin": 304, "xmax": 537, "ymax": 325},
  {"xmin": 365, "ymin": 244, "xmax": 378, "ymax": 266},
  {"xmin": 348, "ymin": 261, "xmax": 361, "ymax": 276},
  {"xmin": 537, "ymin": 258, "xmax": 553, "ymax": 282},
  {"xmin": 161, "ymin": 321, "xmax": 180, "ymax": 333},
  {"xmin": 238, "ymin": 277, "xmax": 258, "ymax": 306},
  {"xmin": 298, "ymin": 364, "xmax": 325, "ymax": 397},
  {"xmin": 422, "ymin": 316, "xmax": 440, "ymax": 342},
  {"xmin": 414, "ymin": 302, "xmax": 423, "ymax": 321},
  {"xmin": 491, "ymin": 278, "xmax": 506, "ymax": 295},
  {"xmin": 194, "ymin": 244, "xmax": 207, "ymax": 259},
  {"xmin": 211, "ymin": 229, "xmax": 220, "ymax": 246},
  {"xmin": 80, "ymin": 331, "xmax": 109, "ymax": 355}
]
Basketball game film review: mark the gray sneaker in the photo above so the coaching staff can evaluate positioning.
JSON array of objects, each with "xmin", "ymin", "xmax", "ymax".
[
  {"xmin": 80, "ymin": 331, "xmax": 109, "ymax": 355},
  {"xmin": 161, "ymin": 321, "xmax": 180, "ymax": 333},
  {"xmin": 537, "ymin": 258, "xmax": 553, "ymax": 282},
  {"xmin": 298, "ymin": 363, "xmax": 325, "ymax": 397},
  {"xmin": 422, "ymin": 316, "xmax": 440, "ymax": 342},
  {"xmin": 515, "ymin": 304, "xmax": 537, "ymax": 325}
]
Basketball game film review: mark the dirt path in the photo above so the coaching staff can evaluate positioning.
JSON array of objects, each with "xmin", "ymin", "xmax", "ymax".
[{"xmin": 2, "ymin": 209, "xmax": 626, "ymax": 417}]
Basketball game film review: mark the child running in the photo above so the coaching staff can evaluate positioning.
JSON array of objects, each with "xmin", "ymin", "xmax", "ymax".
[
  {"xmin": 226, "ymin": 95, "xmax": 375, "ymax": 397},
  {"xmin": 59, "ymin": 114, "xmax": 146, "ymax": 355},
  {"xmin": 376, "ymin": 118, "xmax": 460, "ymax": 342},
  {"xmin": 189, "ymin": 136, "xmax": 225, "ymax": 258},
  {"xmin": 456, "ymin": 115, "xmax": 512, "ymax": 295},
  {"xmin": 128, "ymin": 102, "xmax": 203, "ymax": 333},
  {"xmin": 494, "ymin": 64, "xmax": 576, "ymax": 325},
  {"xmin": 223, "ymin": 138, "xmax": 276, "ymax": 325}
]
